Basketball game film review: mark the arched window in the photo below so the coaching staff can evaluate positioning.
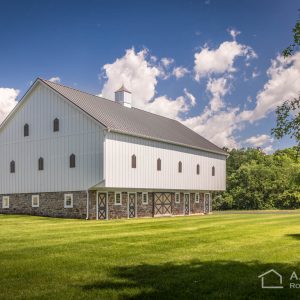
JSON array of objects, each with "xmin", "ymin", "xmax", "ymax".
[
  {"xmin": 10, "ymin": 160, "xmax": 15, "ymax": 173},
  {"xmin": 24, "ymin": 123, "xmax": 29, "ymax": 137},
  {"xmin": 70, "ymin": 154, "xmax": 76, "ymax": 168},
  {"xmin": 131, "ymin": 154, "xmax": 136, "ymax": 168},
  {"xmin": 157, "ymin": 158, "xmax": 161, "ymax": 171},
  {"xmin": 178, "ymin": 161, "xmax": 182, "ymax": 173},
  {"xmin": 38, "ymin": 157, "xmax": 44, "ymax": 171},
  {"xmin": 212, "ymin": 166, "xmax": 215, "ymax": 176},
  {"xmin": 196, "ymin": 164, "xmax": 200, "ymax": 175},
  {"xmin": 53, "ymin": 118, "xmax": 59, "ymax": 132}
]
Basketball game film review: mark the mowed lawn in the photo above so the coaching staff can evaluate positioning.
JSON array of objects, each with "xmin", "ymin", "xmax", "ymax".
[{"xmin": 2, "ymin": 214, "xmax": 300, "ymax": 299}]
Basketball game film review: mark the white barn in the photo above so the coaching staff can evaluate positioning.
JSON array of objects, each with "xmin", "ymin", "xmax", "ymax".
[{"xmin": 0, "ymin": 78, "xmax": 227, "ymax": 219}]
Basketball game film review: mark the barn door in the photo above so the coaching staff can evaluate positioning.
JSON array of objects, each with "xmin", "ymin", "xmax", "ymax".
[
  {"xmin": 128, "ymin": 193, "xmax": 136, "ymax": 218},
  {"xmin": 184, "ymin": 194, "xmax": 190, "ymax": 215},
  {"xmin": 154, "ymin": 193, "xmax": 172, "ymax": 216},
  {"xmin": 204, "ymin": 193, "xmax": 210, "ymax": 214},
  {"xmin": 97, "ymin": 192, "xmax": 107, "ymax": 220}
]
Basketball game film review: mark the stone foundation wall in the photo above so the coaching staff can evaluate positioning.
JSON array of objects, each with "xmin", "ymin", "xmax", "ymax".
[
  {"xmin": 0, "ymin": 190, "xmax": 209, "ymax": 219},
  {"xmin": 0, "ymin": 191, "xmax": 87, "ymax": 219}
]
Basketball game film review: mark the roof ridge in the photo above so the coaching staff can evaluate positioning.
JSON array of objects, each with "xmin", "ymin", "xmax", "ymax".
[
  {"xmin": 40, "ymin": 78, "xmax": 181, "ymax": 123},
  {"xmin": 40, "ymin": 78, "xmax": 116, "ymax": 104}
]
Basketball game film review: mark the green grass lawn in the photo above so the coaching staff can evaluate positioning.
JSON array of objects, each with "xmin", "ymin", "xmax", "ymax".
[{"xmin": 1, "ymin": 213, "xmax": 300, "ymax": 300}]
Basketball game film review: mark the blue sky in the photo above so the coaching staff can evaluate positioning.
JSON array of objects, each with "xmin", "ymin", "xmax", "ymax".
[{"xmin": 0, "ymin": 0, "xmax": 299, "ymax": 151}]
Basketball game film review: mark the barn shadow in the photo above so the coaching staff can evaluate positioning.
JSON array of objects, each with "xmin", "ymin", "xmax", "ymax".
[{"xmin": 80, "ymin": 260, "xmax": 300, "ymax": 299}]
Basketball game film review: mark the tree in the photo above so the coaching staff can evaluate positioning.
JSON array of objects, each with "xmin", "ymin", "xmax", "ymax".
[
  {"xmin": 272, "ymin": 97, "xmax": 300, "ymax": 158},
  {"xmin": 213, "ymin": 147, "xmax": 300, "ymax": 210},
  {"xmin": 272, "ymin": 10, "xmax": 300, "ymax": 155},
  {"xmin": 282, "ymin": 9, "xmax": 300, "ymax": 57}
]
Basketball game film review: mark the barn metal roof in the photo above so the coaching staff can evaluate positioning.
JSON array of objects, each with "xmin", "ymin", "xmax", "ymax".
[{"xmin": 41, "ymin": 79, "xmax": 227, "ymax": 156}]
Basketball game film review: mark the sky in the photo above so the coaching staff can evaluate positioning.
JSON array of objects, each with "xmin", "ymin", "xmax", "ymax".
[{"xmin": 0, "ymin": 0, "xmax": 299, "ymax": 152}]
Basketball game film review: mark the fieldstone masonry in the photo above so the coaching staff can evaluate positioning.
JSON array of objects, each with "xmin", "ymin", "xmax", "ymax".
[{"xmin": 0, "ymin": 190, "xmax": 208, "ymax": 219}]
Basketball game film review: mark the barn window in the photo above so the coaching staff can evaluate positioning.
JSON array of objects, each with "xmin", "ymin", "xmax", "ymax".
[
  {"xmin": 142, "ymin": 192, "xmax": 148, "ymax": 205},
  {"xmin": 10, "ymin": 160, "xmax": 15, "ymax": 173},
  {"xmin": 2, "ymin": 196, "xmax": 9, "ymax": 208},
  {"xmin": 212, "ymin": 166, "xmax": 215, "ymax": 176},
  {"xmin": 196, "ymin": 164, "xmax": 200, "ymax": 175},
  {"xmin": 53, "ymin": 118, "xmax": 59, "ymax": 132},
  {"xmin": 175, "ymin": 193, "xmax": 180, "ymax": 203},
  {"xmin": 64, "ymin": 194, "xmax": 73, "ymax": 208},
  {"xmin": 131, "ymin": 155, "xmax": 136, "ymax": 168},
  {"xmin": 38, "ymin": 157, "xmax": 44, "ymax": 171},
  {"xmin": 70, "ymin": 154, "xmax": 76, "ymax": 168},
  {"xmin": 24, "ymin": 124, "xmax": 29, "ymax": 137},
  {"xmin": 115, "ymin": 192, "xmax": 122, "ymax": 205},
  {"xmin": 178, "ymin": 161, "xmax": 182, "ymax": 173},
  {"xmin": 195, "ymin": 193, "xmax": 200, "ymax": 203},
  {"xmin": 157, "ymin": 158, "xmax": 161, "ymax": 171},
  {"xmin": 32, "ymin": 195, "xmax": 39, "ymax": 207}
]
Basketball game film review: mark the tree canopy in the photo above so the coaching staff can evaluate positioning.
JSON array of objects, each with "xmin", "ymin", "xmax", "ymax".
[{"xmin": 214, "ymin": 147, "xmax": 300, "ymax": 210}]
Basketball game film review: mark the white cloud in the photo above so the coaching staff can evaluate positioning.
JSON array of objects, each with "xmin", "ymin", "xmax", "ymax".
[
  {"xmin": 252, "ymin": 69, "xmax": 260, "ymax": 78},
  {"xmin": 145, "ymin": 95, "xmax": 189, "ymax": 119},
  {"xmin": 183, "ymin": 107, "xmax": 241, "ymax": 148},
  {"xmin": 172, "ymin": 66, "xmax": 189, "ymax": 79},
  {"xmin": 262, "ymin": 145, "xmax": 273, "ymax": 154},
  {"xmin": 194, "ymin": 40, "xmax": 256, "ymax": 81},
  {"xmin": 0, "ymin": 88, "xmax": 19, "ymax": 124},
  {"xmin": 48, "ymin": 77, "xmax": 61, "ymax": 83},
  {"xmin": 184, "ymin": 88, "xmax": 196, "ymax": 106},
  {"xmin": 244, "ymin": 134, "xmax": 273, "ymax": 147},
  {"xmin": 101, "ymin": 48, "xmax": 160, "ymax": 106},
  {"xmin": 206, "ymin": 77, "xmax": 229, "ymax": 112},
  {"xmin": 100, "ymin": 48, "xmax": 191, "ymax": 119},
  {"xmin": 241, "ymin": 52, "xmax": 300, "ymax": 122},
  {"xmin": 161, "ymin": 57, "xmax": 174, "ymax": 67},
  {"xmin": 228, "ymin": 28, "xmax": 241, "ymax": 40}
]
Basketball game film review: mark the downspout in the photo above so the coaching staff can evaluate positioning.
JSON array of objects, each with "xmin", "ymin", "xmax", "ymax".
[{"xmin": 86, "ymin": 190, "xmax": 89, "ymax": 220}]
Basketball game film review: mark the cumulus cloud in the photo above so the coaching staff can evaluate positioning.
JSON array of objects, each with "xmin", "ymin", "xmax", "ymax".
[
  {"xmin": 184, "ymin": 88, "xmax": 196, "ymax": 106},
  {"xmin": 183, "ymin": 107, "xmax": 241, "ymax": 148},
  {"xmin": 100, "ymin": 48, "xmax": 192, "ymax": 119},
  {"xmin": 228, "ymin": 28, "xmax": 241, "ymax": 40},
  {"xmin": 172, "ymin": 66, "xmax": 189, "ymax": 79},
  {"xmin": 48, "ymin": 77, "xmax": 61, "ymax": 83},
  {"xmin": 206, "ymin": 77, "xmax": 229, "ymax": 112},
  {"xmin": 0, "ymin": 88, "xmax": 19, "ymax": 124},
  {"xmin": 161, "ymin": 57, "xmax": 174, "ymax": 67},
  {"xmin": 99, "ymin": 45, "xmax": 300, "ymax": 149},
  {"xmin": 244, "ymin": 134, "xmax": 273, "ymax": 147},
  {"xmin": 194, "ymin": 40, "xmax": 256, "ymax": 81},
  {"xmin": 241, "ymin": 52, "xmax": 300, "ymax": 122},
  {"xmin": 101, "ymin": 48, "xmax": 160, "ymax": 105}
]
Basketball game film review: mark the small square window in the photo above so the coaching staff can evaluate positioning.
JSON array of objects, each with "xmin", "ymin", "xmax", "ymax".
[
  {"xmin": 2, "ymin": 196, "xmax": 9, "ymax": 208},
  {"xmin": 175, "ymin": 193, "xmax": 180, "ymax": 204},
  {"xmin": 64, "ymin": 194, "xmax": 73, "ymax": 208},
  {"xmin": 32, "ymin": 195, "xmax": 39, "ymax": 207},
  {"xmin": 142, "ymin": 192, "xmax": 148, "ymax": 205},
  {"xmin": 115, "ymin": 192, "xmax": 122, "ymax": 205},
  {"xmin": 195, "ymin": 193, "xmax": 200, "ymax": 203}
]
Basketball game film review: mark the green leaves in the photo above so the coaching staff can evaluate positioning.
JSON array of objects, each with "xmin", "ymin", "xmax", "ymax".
[
  {"xmin": 282, "ymin": 9, "xmax": 300, "ymax": 57},
  {"xmin": 214, "ymin": 147, "xmax": 300, "ymax": 210}
]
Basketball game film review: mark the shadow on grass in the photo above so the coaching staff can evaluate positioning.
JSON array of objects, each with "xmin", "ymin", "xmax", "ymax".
[
  {"xmin": 286, "ymin": 234, "xmax": 300, "ymax": 240},
  {"xmin": 80, "ymin": 260, "xmax": 300, "ymax": 299}
]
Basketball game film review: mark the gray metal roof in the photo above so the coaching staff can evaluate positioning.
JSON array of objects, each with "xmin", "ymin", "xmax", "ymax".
[{"xmin": 41, "ymin": 79, "xmax": 227, "ymax": 156}]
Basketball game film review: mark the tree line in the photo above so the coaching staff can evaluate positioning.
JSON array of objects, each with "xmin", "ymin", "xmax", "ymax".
[{"xmin": 213, "ymin": 147, "xmax": 300, "ymax": 210}]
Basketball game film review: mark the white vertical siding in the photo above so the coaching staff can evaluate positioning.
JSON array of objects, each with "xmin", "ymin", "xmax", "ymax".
[
  {"xmin": 0, "ymin": 83, "xmax": 104, "ymax": 193},
  {"xmin": 105, "ymin": 132, "xmax": 226, "ymax": 191}
]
